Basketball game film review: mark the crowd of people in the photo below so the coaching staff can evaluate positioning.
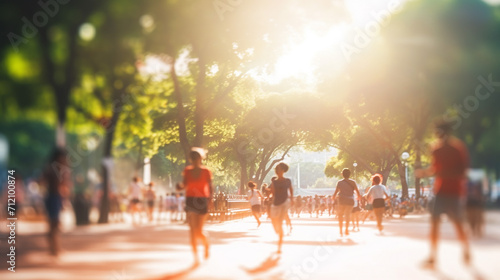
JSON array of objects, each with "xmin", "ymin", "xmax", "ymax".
[
  {"xmin": 105, "ymin": 179, "xmax": 233, "ymax": 225},
  {"xmin": 6, "ymin": 119, "xmax": 486, "ymax": 269}
]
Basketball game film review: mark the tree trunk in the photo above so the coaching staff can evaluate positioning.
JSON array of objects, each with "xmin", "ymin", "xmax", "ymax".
[
  {"xmin": 194, "ymin": 56, "xmax": 206, "ymax": 148},
  {"xmin": 98, "ymin": 98, "xmax": 122, "ymax": 224},
  {"xmin": 239, "ymin": 159, "xmax": 248, "ymax": 195},
  {"xmin": 414, "ymin": 145, "xmax": 422, "ymax": 199},
  {"xmin": 381, "ymin": 168, "xmax": 391, "ymax": 186},
  {"xmin": 171, "ymin": 61, "xmax": 191, "ymax": 163}
]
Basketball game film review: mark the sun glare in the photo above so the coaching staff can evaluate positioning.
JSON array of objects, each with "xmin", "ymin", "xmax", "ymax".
[
  {"xmin": 263, "ymin": 0, "xmax": 407, "ymax": 85},
  {"xmin": 263, "ymin": 25, "xmax": 349, "ymax": 85},
  {"xmin": 138, "ymin": 49, "xmax": 195, "ymax": 80}
]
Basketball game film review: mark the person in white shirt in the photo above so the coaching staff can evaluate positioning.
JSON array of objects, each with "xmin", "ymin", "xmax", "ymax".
[
  {"xmin": 247, "ymin": 181, "xmax": 264, "ymax": 227},
  {"xmin": 364, "ymin": 174, "xmax": 390, "ymax": 233},
  {"xmin": 128, "ymin": 177, "xmax": 143, "ymax": 224},
  {"xmin": 177, "ymin": 193, "xmax": 186, "ymax": 222}
]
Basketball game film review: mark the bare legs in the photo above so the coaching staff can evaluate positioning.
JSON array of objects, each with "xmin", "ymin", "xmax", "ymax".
[
  {"xmin": 373, "ymin": 207, "xmax": 384, "ymax": 232},
  {"xmin": 285, "ymin": 214, "xmax": 292, "ymax": 234},
  {"xmin": 188, "ymin": 212, "xmax": 209, "ymax": 264},
  {"xmin": 252, "ymin": 211, "xmax": 261, "ymax": 227},
  {"xmin": 427, "ymin": 217, "xmax": 470, "ymax": 268},
  {"xmin": 271, "ymin": 204, "xmax": 289, "ymax": 253},
  {"xmin": 351, "ymin": 212, "xmax": 359, "ymax": 231},
  {"xmin": 338, "ymin": 205, "xmax": 353, "ymax": 236},
  {"xmin": 48, "ymin": 220, "xmax": 60, "ymax": 256}
]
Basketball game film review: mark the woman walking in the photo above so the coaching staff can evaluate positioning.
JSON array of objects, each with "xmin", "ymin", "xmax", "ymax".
[
  {"xmin": 41, "ymin": 148, "xmax": 72, "ymax": 256},
  {"xmin": 145, "ymin": 182, "xmax": 156, "ymax": 222},
  {"xmin": 247, "ymin": 181, "xmax": 264, "ymax": 227},
  {"xmin": 333, "ymin": 168, "xmax": 362, "ymax": 237},
  {"xmin": 365, "ymin": 174, "xmax": 390, "ymax": 233},
  {"xmin": 177, "ymin": 148, "xmax": 213, "ymax": 264},
  {"xmin": 270, "ymin": 162, "xmax": 294, "ymax": 253}
]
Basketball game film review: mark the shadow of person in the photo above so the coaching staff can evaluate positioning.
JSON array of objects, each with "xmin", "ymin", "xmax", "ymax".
[
  {"xmin": 154, "ymin": 262, "xmax": 200, "ymax": 280},
  {"xmin": 241, "ymin": 253, "xmax": 281, "ymax": 274},
  {"xmin": 420, "ymin": 262, "xmax": 454, "ymax": 280},
  {"xmin": 468, "ymin": 266, "xmax": 486, "ymax": 280}
]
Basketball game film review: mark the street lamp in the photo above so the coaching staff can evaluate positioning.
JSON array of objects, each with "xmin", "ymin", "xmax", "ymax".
[
  {"xmin": 353, "ymin": 162, "xmax": 358, "ymax": 181},
  {"xmin": 401, "ymin": 152, "xmax": 410, "ymax": 185}
]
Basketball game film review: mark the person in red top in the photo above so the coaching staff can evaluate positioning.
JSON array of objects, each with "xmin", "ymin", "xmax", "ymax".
[
  {"xmin": 177, "ymin": 147, "xmax": 213, "ymax": 265},
  {"xmin": 416, "ymin": 119, "xmax": 470, "ymax": 269}
]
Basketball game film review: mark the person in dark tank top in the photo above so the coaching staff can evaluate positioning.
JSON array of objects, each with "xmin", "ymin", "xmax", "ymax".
[
  {"xmin": 270, "ymin": 162, "xmax": 294, "ymax": 254},
  {"xmin": 333, "ymin": 168, "xmax": 361, "ymax": 237}
]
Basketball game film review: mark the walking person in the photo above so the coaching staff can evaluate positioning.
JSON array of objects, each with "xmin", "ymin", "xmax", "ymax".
[
  {"xmin": 270, "ymin": 162, "xmax": 294, "ymax": 254},
  {"xmin": 128, "ymin": 176, "xmax": 143, "ymax": 224},
  {"xmin": 145, "ymin": 182, "xmax": 156, "ymax": 222},
  {"xmin": 176, "ymin": 148, "xmax": 213, "ymax": 265},
  {"xmin": 333, "ymin": 168, "xmax": 362, "ymax": 237},
  {"xmin": 416, "ymin": 119, "xmax": 471, "ymax": 269},
  {"xmin": 350, "ymin": 193, "xmax": 361, "ymax": 232},
  {"xmin": 41, "ymin": 148, "xmax": 72, "ymax": 257},
  {"xmin": 364, "ymin": 174, "xmax": 390, "ymax": 233},
  {"xmin": 247, "ymin": 181, "xmax": 264, "ymax": 227}
]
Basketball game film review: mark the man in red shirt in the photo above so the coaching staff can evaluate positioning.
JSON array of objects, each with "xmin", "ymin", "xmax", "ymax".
[{"xmin": 416, "ymin": 120, "xmax": 470, "ymax": 269}]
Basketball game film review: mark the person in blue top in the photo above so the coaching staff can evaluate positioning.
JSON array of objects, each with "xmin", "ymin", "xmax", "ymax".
[{"xmin": 41, "ymin": 148, "xmax": 72, "ymax": 257}]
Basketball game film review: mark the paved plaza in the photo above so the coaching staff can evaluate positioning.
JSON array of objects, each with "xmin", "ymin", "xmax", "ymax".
[{"xmin": 1, "ymin": 211, "xmax": 500, "ymax": 280}]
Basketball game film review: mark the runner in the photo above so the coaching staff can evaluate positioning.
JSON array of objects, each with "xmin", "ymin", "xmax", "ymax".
[
  {"xmin": 145, "ymin": 182, "xmax": 156, "ymax": 222},
  {"xmin": 176, "ymin": 148, "xmax": 213, "ymax": 264},
  {"xmin": 364, "ymin": 174, "xmax": 390, "ymax": 233},
  {"xmin": 415, "ymin": 119, "xmax": 471, "ymax": 269},
  {"xmin": 333, "ymin": 168, "xmax": 362, "ymax": 237},
  {"xmin": 295, "ymin": 195, "xmax": 303, "ymax": 218},
  {"xmin": 270, "ymin": 162, "xmax": 294, "ymax": 253},
  {"xmin": 327, "ymin": 195, "xmax": 334, "ymax": 216},
  {"xmin": 351, "ymin": 193, "xmax": 361, "ymax": 232},
  {"xmin": 128, "ymin": 176, "xmax": 143, "ymax": 224},
  {"xmin": 247, "ymin": 181, "xmax": 263, "ymax": 227},
  {"xmin": 41, "ymin": 148, "xmax": 72, "ymax": 256}
]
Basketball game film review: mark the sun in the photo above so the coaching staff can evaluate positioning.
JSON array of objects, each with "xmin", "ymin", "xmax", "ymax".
[
  {"xmin": 263, "ymin": 24, "xmax": 349, "ymax": 85},
  {"xmin": 261, "ymin": 0, "xmax": 403, "ymax": 85}
]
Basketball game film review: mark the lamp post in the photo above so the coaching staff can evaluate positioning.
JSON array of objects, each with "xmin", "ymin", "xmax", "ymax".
[
  {"xmin": 400, "ymin": 152, "xmax": 410, "ymax": 199},
  {"xmin": 401, "ymin": 151, "xmax": 410, "ymax": 185},
  {"xmin": 143, "ymin": 157, "xmax": 151, "ymax": 185},
  {"xmin": 353, "ymin": 162, "xmax": 358, "ymax": 181}
]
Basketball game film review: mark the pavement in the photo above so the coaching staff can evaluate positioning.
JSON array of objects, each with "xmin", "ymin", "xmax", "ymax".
[{"xmin": 1, "ymin": 210, "xmax": 500, "ymax": 280}]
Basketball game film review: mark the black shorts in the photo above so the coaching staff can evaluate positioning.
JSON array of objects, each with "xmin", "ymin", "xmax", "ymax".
[
  {"xmin": 251, "ymin": 204, "xmax": 261, "ymax": 213},
  {"xmin": 352, "ymin": 206, "xmax": 361, "ymax": 213},
  {"xmin": 147, "ymin": 200, "xmax": 154, "ymax": 208},
  {"xmin": 185, "ymin": 197, "xmax": 209, "ymax": 215},
  {"xmin": 373, "ymin": 198, "xmax": 385, "ymax": 209},
  {"xmin": 430, "ymin": 195, "xmax": 464, "ymax": 222},
  {"xmin": 130, "ymin": 198, "xmax": 140, "ymax": 204}
]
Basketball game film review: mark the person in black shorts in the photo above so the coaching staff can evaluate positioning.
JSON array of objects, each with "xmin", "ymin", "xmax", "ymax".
[
  {"xmin": 416, "ymin": 120, "xmax": 471, "ymax": 268},
  {"xmin": 247, "ymin": 181, "xmax": 263, "ymax": 227},
  {"xmin": 176, "ymin": 148, "xmax": 213, "ymax": 264}
]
